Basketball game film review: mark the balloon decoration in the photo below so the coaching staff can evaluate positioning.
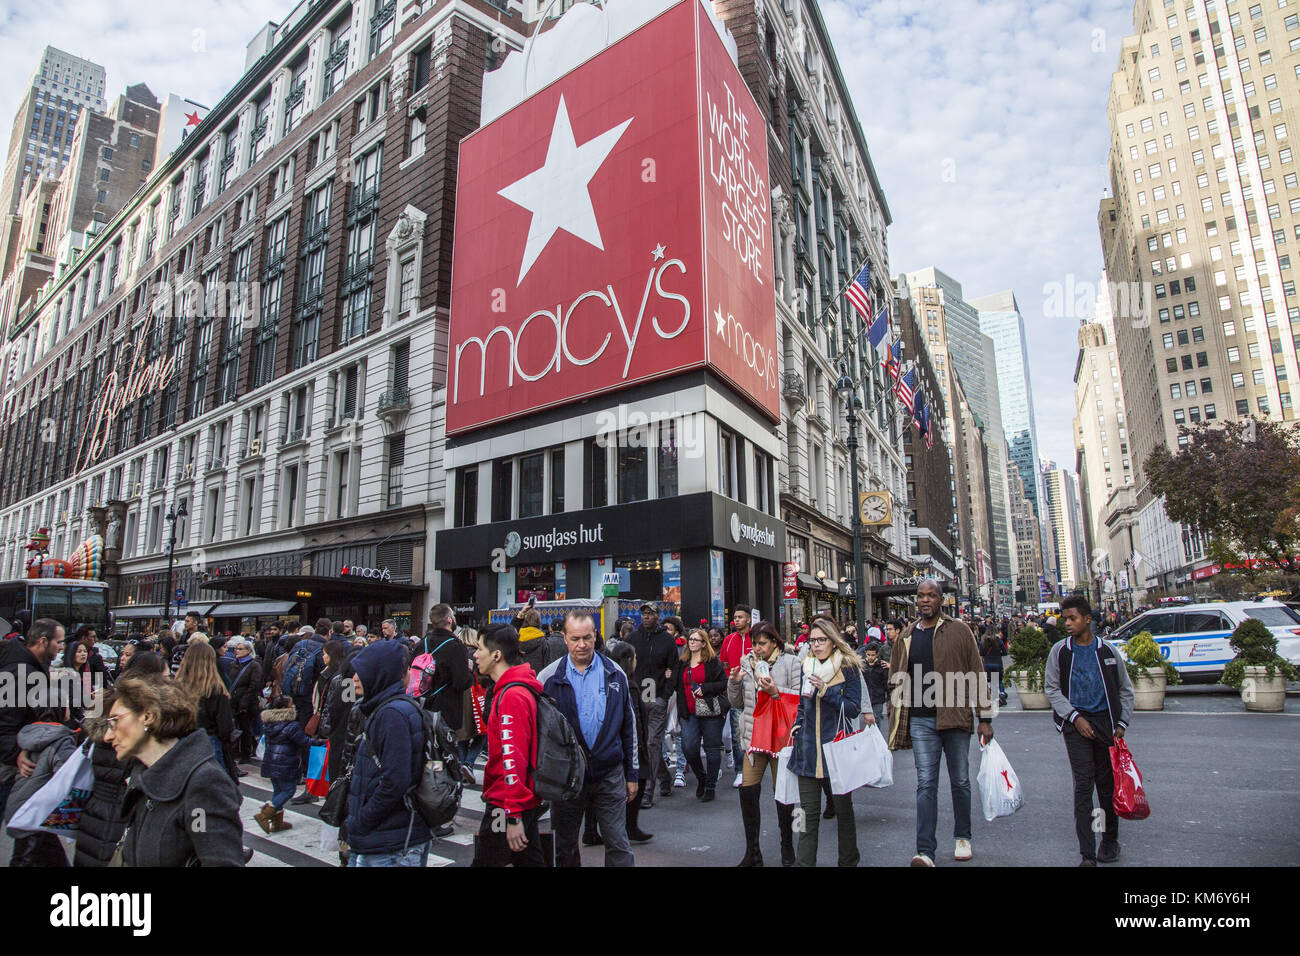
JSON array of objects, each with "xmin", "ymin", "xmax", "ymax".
[{"xmin": 22, "ymin": 533, "xmax": 104, "ymax": 580}]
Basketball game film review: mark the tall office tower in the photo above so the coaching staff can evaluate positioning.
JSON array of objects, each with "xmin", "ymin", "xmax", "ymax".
[
  {"xmin": 1, "ymin": 47, "xmax": 107, "ymax": 219},
  {"xmin": 1042, "ymin": 461, "xmax": 1089, "ymax": 594},
  {"xmin": 1098, "ymin": 0, "xmax": 1298, "ymax": 593},
  {"xmin": 1007, "ymin": 455, "xmax": 1044, "ymax": 604},
  {"xmin": 902, "ymin": 267, "xmax": 1016, "ymax": 593},
  {"xmin": 1073, "ymin": 275, "xmax": 1136, "ymax": 588}
]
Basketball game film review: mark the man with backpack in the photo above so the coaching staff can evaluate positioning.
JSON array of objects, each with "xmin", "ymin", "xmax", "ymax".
[
  {"xmin": 471, "ymin": 626, "xmax": 547, "ymax": 867},
  {"xmin": 282, "ymin": 619, "xmax": 330, "ymax": 726},
  {"xmin": 345, "ymin": 640, "xmax": 432, "ymax": 866},
  {"xmin": 540, "ymin": 610, "xmax": 638, "ymax": 867},
  {"xmin": 409, "ymin": 605, "xmax": 472, "ymax": 735}
]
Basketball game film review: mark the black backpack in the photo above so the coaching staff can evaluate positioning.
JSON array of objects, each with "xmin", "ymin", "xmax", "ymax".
[
  {"xmin": 365, "ymin": 694, "xmax": 463, "ymax": 829},
  {"xmin": 491, "ymin": 682, "xmax": 586, "ymax": 803}
]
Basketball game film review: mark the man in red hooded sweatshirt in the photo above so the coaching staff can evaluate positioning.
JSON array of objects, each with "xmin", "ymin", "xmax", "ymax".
[
  {"xmin": 472, "ymin": 626, "xmax": 546, "ymax": 867},
  {"xmin": 719, "ymin": 604, "xmax": 753, "ymax": 788}
]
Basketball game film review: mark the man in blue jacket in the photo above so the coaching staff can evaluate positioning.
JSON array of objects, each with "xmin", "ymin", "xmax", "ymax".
[
  {"xmin": 540, "ymin": 610, "xmax": 638, "ymax": 866},
  {"xmin": 345, "ymin": 640, "xmax": 431, "ymax": 866}
]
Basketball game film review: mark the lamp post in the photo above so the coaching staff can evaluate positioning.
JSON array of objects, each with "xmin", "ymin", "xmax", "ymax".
[
  {"xmin": 1123, "ymin": 558, "xmax": 1133, "ymax": 617},
  {"xmin": 837, "ymin": 374, "xmax": 869, "ymax": 640},
  {"xmin": 162, "ymin": 500, "xmax": 187, "ymax": 630}
]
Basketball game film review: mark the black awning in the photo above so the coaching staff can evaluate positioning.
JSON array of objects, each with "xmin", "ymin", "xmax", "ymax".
[
  {"xmin": 200, "ymin": 575, "xmax": 424, "ymax": 605},
  {"xmin": 208, "ymin": 600, "xmax": 299, "ymax": 618}
]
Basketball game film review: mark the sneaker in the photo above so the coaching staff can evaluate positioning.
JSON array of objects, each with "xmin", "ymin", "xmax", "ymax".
[
  {"xmin": 434, "ymin": 823, "xmax": 454, "ymax": 838},
  {"xmin": 290, "ymin": 790, "xmax": 317, "ymax": 805},
  {"xmin": 732, "ymin": 772, "xmax": 743, "ymax": 789},
  {"xmin": 726, "ymin": 752, "xmax": 735, "ymax": 770},
  {"xmin": 909, "ymin": 854, "xmax": 935, "ymax": 867},
  {"xmin": 1097, "ymin": 839, "xmax": 1121, "ymax": 863},
  {"xmin": 1079, "ymin": 858, "xmax": 1097, "ymax": 867},
  {"xmin": 954, "ymin": 838, "xmax": 972, "ymax": 861},
  {"xmin": 673, "ymin": 772, "xmax": 686, "ymax": 788}
]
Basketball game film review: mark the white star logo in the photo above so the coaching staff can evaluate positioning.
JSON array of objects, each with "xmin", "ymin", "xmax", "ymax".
[
  {"xmin": 497, "ymin": 95, "xmax": 634, "ymax": 286},
  {"xmin": 714, "ymin": 305, "xmax": 726, "ymax": 335},
  {"xmin": 652, "ymin": 243, "xmax": 666, "ymax": 261},
  {"xmin": 1123, "ymin": 761, "xmax": 1142, "ymax": 792}
]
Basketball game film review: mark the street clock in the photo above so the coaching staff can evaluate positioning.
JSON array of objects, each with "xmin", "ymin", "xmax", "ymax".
[{"xmin": 859, "ymin": 490, "xmax": 892, "ymax": 526}]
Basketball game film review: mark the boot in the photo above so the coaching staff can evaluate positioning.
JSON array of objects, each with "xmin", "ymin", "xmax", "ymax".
[
  {"xmin": 626, "ymin": 787, "xmax": 654, "ymax": 843},
  {"xmin": 736, "ymin": 784, "xmax": 763, "ymax": 866},
  {"xmin": 269, "ymin": 809, "xmax": 293, "ymax": 833},
  {"xmin": 776, "ymin": 800, "xmax": 796, "ymax": 867},
  {"xmin": 254, "ymin": 803, "xmax": 275, "ymax": 834}
]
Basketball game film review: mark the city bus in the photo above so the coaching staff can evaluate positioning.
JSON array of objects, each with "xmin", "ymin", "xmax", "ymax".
[{"xmin": 0, "ymin": 578, "xmax": 113, "ymax": 637}]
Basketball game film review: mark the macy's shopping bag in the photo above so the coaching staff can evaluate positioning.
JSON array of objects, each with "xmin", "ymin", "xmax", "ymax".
[
  {"xmin": 7, "ymin": 744, "xmax": 94, "ymax": 833},
  {"xmin": 977, "ymin": 739, "xmax": 1025, "ymax": 821},
  {"xmin": 1109, "ymin": 738, "xmax": 1150, "ymax": 820},
  {"xmin": 305, "ymin": 742, "xmax": 330, "ymax": 798},
  {"xmin": 773, "ymin": 745, "xmax": 800, "ymax": 806},
  {"xmin": 824, "ymin": 721, "xmax": 892, "ymax": 794}
]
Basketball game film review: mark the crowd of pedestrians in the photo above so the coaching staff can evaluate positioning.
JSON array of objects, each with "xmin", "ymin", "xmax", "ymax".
[{"xmin": 0, "ymin": 584, "xmax": 1137, "ymax": 868}]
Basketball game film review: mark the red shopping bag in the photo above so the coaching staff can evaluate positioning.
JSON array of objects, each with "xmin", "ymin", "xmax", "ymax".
[
  {"xmin": 470, "ymin": 683, "xmax": 487, "ymax": 736},
  {"xmin": 1109, "ymin": 738, "xmax": 1150, "ymax": 820},
  {"xmin": 305, "ymin": 742, "xmax": 331, "ymax": 797}
]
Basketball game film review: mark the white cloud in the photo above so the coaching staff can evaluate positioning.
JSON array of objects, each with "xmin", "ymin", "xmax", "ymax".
[{"xmin": 821, "ymin": 0, "xmax": 1134, "ymax": 473}]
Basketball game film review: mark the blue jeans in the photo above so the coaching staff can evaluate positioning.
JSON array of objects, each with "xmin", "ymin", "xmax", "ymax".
[
  {"xmin": 208, "ymin": 732, "xmax": 224, "ymax": 767},
  {"xmin": 457, "ymin": 736, "xmax": 486, "ymax": 770},
  {"xmin": 910, "ymin": 715, "xmax": 972, "ymax": 859},
  {"xmin": 728, "ymin": 708, "xmax": 744, "ymax": 769},
  {"xmin": 348, "ymin": 840, "xmax": 431, "ymax": 867},
  {"xmin": 269, "ymin": 778, "xmax": 297, "ymax": 811},
  {"xmin": 680, "ymin": 713, "xmax": 724, "ymax": 788}
]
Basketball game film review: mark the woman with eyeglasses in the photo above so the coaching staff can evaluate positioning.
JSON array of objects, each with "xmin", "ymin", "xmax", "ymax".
[
  {"xmin": 727, "ymin": 621, "xmax": 801, "ymax": 866},
  {"xmin": 669, "ymin": 628, "xmax": 728, "ymax": 801},
  {"xmin": 787, "ymin": 618, "xmax": 865, "ymax": 867},
  {"xmin": 105, "ymin": 675, "xmax": 245, "ymax": 866}
]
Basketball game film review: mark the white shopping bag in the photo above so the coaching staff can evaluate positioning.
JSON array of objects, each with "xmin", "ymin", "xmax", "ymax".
[
  {"xmin": 254, "ymin": 735, "xmax": 265, "ymax": 760},
  {"xmin": 824, "ymin": 722, "xmax": 892, "ymax": 794},
  {"xmin": 666, "ymin": 694, "xmax": 679, "ymax": 736},
  {"xmin": 773, "ymin": 745, "xmax": 800, "ymax": 805},
  {"xmin": 977, "ymin": 738, "xmax": 1025, "ymax": 821},
  {"xmin": 320, "ymin": 823, "xmax": 340, "ymax": 854},
  {"xmin": 862, "ymin": 723, "xmax": 893, "ymax": 789},
  {"xmin": 7, "ymin": 744, "xmax": 93, "ymax": 833}
]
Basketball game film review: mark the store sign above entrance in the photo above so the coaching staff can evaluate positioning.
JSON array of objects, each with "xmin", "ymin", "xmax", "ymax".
[
  {"xmin": 446, "ymin": 0, "xmax": 778, "ymax": 435},
  {"xmin": 341, "ymin": 565, "xmax": 392, "ymax": 582}
]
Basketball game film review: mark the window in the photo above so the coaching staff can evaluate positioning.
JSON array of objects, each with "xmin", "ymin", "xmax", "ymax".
[
  {"xmin": 280, "ymin": 463, "xmax": 301, "ymax": 529},
  {"xmin": 1228, "ymin": 346, "xmax": 1241, "ymax": 361},
  {"xmin": 455, "ymin": 466, "xmax": 478, "ymax": 527},
  {"xmin": 325, "ymin": 14, "xmax": 351, "ymax": 98},
  {"xmin": 586, "ymin": 437, "xmax": 608, "ymax": 509},
  {"xmin": 551, "ymin": 448, "xmax": 565, "ymax": 514},
  {"xmin": 398, "ymin": 257, "xmax": 416, "ymax": 315},
  {"xmin": 386, "ymin": 435, "xmax": 405, "ymax": 507},
  {"xmin": 334, "ymin": 449, "xmax": 353, "ymax": 519},
  {"xmin": 518, "ymin": 452, "xmax": 544, "ymax": 517}
]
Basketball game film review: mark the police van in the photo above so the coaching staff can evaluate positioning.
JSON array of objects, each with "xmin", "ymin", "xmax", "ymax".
[{"xmin": 1109, "ymin": 600, "xmax": 1300, "ymax": 683}]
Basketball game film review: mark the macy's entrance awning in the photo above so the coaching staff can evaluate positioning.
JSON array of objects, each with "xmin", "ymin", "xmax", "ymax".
[{"xmin": 200, "ymin": 575, "xmax": 423, "ymax": 606}]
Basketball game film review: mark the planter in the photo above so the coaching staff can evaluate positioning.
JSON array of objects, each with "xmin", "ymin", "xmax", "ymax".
[
  {"xmin": 1009, "ymin": 670, "xmax": 1050, "ymax": 710},
  {"xmin": 1132, "ymin": 667, "xmax": 1167, "ymax": 711},
  {"xmin": 1241, "ymin": 665, "xmax": 1286, "ymax": 713}
]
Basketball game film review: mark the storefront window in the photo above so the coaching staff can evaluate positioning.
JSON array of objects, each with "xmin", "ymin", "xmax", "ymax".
[
  {"xmin": 616, "ymin": 553, "xmax": 662, "ymax": 602},
  {"xmin": 516, "ymin": 564, "xmax": 555, "ymax": 602},
  {"xmin": 617, "ymin": 442, "xmax": 647, "ymax": 504},
  {"xmin": 519, "ymin": 452, "xmax": 544, "ymax": 518},
  {"xmin": 657, "ymin": 419, "xmax": 678, "ymax": 498},
  {"xmin": 455, "ymin": 466, "xmax": 477, "ymax": 527}
]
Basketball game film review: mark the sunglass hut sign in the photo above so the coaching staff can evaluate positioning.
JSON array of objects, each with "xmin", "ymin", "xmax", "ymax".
[{"xmin": 446, "ymin": 0, "xmax": 779, "ymax": 435}]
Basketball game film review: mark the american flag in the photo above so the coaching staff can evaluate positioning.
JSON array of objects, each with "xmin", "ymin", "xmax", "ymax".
[
  {"xmin": 844, "ymin": 261, "xmax": 872, "ymax": 320},
  {"xmin": 912, "ymin": 388, "xmax": 927, "ymax": 433},
  {"xmin": 881, "ymin": 340, "xmax": 902, "ymax": 381},
  {"xmin": 922, "ymin": 406, "xmax": 935, "ymax": 449},
  {"xmin": 894, "ymin": 367, "xmax": 916, "ymax": 413}
]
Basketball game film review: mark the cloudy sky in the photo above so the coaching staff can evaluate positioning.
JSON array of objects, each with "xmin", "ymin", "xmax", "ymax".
[
  {"xmin": 0, "ymin": 0, "xmax": 1134, "ymax": 472},
  {"xmin": 821, "ymin": 0, "xmax": 1136, "ymax": 472}
]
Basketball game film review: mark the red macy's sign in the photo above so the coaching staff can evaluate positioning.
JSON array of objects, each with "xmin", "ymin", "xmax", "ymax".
[{"xmin": 446, "ymin": 0, "xmax": 778, "ymax": 435}]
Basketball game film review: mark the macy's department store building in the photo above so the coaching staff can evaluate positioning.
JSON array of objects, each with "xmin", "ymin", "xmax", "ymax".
[{"xmin": 436, "ymin": 0, "xmax": 788, "ymax": 630}]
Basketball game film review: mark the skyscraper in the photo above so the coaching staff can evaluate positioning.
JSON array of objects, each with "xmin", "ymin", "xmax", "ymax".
[
  {"xmin": 903, "ymin": 266, "xmax": 1016, "ymax": 588},
  {"xmin": 1041, "ymin": 461, "xmax": 1088, "ymax": 594},
  {"xmin": 1098, "ymin": 0, "xmax": 1299, "ymax": 592}
]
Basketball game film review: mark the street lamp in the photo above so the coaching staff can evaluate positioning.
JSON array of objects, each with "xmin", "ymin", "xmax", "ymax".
[
  {"xmin": 163, "ymin": 500, "xmax": 188, "ymax": 630},
  {"xmin": 837, "ymin": 373, "xmax": 870, "ymax": 639}
]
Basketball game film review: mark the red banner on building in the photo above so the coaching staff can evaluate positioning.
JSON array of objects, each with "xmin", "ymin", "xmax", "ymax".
[{"xmin": 446, "ymin": 0, "xmax": 778, "ymax": 435}]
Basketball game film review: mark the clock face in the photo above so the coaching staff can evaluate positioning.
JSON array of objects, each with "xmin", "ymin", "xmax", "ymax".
[{"xmin": 861, "ymin": 493, "xmax": 889, "ymax": 524}]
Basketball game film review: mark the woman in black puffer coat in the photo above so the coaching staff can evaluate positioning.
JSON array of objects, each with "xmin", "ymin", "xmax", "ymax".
[{"xmin": 74, "ymin": 692, "xmax": 137, "ymax": 867}]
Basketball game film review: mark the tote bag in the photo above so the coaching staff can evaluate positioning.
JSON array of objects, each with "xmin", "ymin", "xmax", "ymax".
[{"xmin": 7, "ymin": 744, "xmax": 93, "ymax": 833}]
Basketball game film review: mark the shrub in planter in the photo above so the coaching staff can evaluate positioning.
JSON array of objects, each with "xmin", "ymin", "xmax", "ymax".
[
  {"xmin": 1220, "ymin": 618, "xmax": 1299, "ymax": 689},
  {"xmin": 1008, "ymin": 625, "xmax": 1052, "ymax": 692},
  {"xmin": 1122, "ymin": 631, "xmax": 1181, "ymax": 686}
]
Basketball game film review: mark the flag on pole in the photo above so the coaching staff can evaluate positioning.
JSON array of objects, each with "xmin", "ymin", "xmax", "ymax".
[
  {"xmin": 895, "ymin": 367, "xmax": 916, "ymax": 413},
  {"xmin": 881, "ymin": 339, "xmax": 901, "ymax": 381},
  {"xmin": 922, "ymin": 406, "xmax": 935, "ymax": 449},
  {"xmin": 844, "ymin": 261, "xmax": 872, "ymax": 321},
  {"xmin": 912, "ymin": 388, "xmax": 927, "ymax": 432},
  {"xmin": 865, "ymin": 304, "xmax": 889, "ymax": 350}
]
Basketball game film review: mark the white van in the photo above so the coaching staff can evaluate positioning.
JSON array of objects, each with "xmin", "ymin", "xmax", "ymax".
[{"xmin": 1109, "ymin": 600, "xmax": 1300, "ymax": 682}]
